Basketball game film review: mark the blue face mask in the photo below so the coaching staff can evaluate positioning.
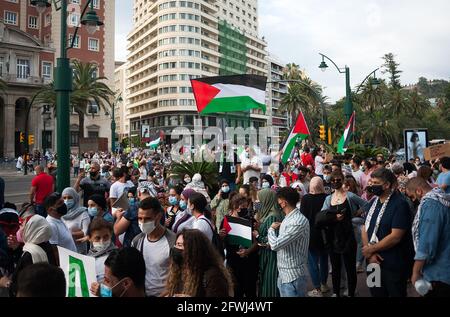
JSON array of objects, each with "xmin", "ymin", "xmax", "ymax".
[
  {"xmin": 88, "ymin": 207, "xmax": 98, "ymax": 217},
  {"xmin": 179, "ymin": 200, "xmax": 187, "ymax": 210},
  {"xmin": 222, "ymin": 186, "xmax": 230, "ymax": 193},
  {"xmin": 100, "ymin": 283, "xmax": 112, "ymax": 297},
  {"xmin": 169, "ymin": 196, "xmax": 178, "ymax": 206},
  {"xmin": 64, "ymin": 199, "xmax": 75, "ymax": 210},
  {"xmin": 262, "ymin": 182, "xmax": 271, "ymax": 189}
]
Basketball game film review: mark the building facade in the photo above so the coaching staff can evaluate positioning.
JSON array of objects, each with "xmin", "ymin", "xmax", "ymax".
[
  {"xmin": 126, "ymin": 0, "xmax": 269, "ymax": 144},
  {"xmin": 266, "ymin": 53, "xmax": 288, "ymax": 132},
  {"xmin": 0, "ymin": 0, "xmax": 115, "ymax": 158},
  {"xmin": 114, "ymin": 61, "xmax": 129, "ymax": 142}
]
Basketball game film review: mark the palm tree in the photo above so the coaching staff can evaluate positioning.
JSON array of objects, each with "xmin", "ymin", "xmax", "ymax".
[
  {"xmin": 0, "ymin": 78, "xmax": 6, "ymax": 93},
  {"xmin": 408, "ymin": 87, "xmax": 430, "ymax": 116},
  {"xmin": 357, "ymin": 80, "xmax": 386, "ymax": 113},
  {"xmin": 386, "ymin": 88, "xmax": 409, "ymax": 118},
  {"xmin": 361, "ymin": 110, "xmax": 400, "ymax": 147},
  {"xmin": 35, "ymin": 61, "xmax": 114, "ymax": 139}
]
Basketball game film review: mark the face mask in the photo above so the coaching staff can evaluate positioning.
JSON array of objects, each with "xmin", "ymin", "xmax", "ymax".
[
  {"xmin": 16, "ymin": 227, "xmax": 24, "ymax": 243},
  {"xmin": 128, "ymin": 198, "xmax": 136, "ymax": 206},
  {"xmin": 100, "ymin": 279, "xmax": 126, "ymax": 298},
  {"xmin": 245, "ymin": 152, "xmax": 250, "ymax": 159},
  {"xmin": 184, "ymin": 177, "xmax": 191, "ymax": 183},
  {"xmin": 169, "ymin": 196, "xmax": 178, "ymax": 206},
  {"xmin": 238, "ymin": 208, "xmax": 248, "ymax": 218},
  {"xmin": 56, "ymin": 203, "xmax": 68, "ymax": 216},
  {"xmin": 179, "ymin": 200, "xmax": 187, "ymax": 210},
  {"xmin": 64, "ymin": 199, "xmax": 75, "ymax": 210},
  {"xmin": 367, "ymin": 185, "xmax": 385, "ymax": 197},
  {"xmin": 262, "ymin": 182, "xmax": 270, "ymax": 189},
  {"xmin": 324, "ymin": 175, "xmax": 331, "ymax": 183},
  {"xmin": 139, "ymin": 221, "xmax": 156, "ymax": 235},
  {"xmin": 222, "ymin": 186, "xmax": 230, "ymax": 193},
  {"xmin": 290, "ymin": 166, "xmax": 296, "ymax": 172},
  {"xmin": 170, "ymin": 247, "xmax": 184, "ymax": 266},
  {"xmin": 88, "ymin": 207, "xmax": 98, "ymax": 217},
  {"xmin": 331, "ymin": 182, "xmax": 343, "ymax": 190},
  {"xmin": 90, "ymin": 171, "xmax": 99, "ymax": 178},
  {"xmin": 360, "ymin": 166, "xmax": 366, "ymax": 172},
  {"xmin": 155, "ymin": 172, "xmax": 161, "ymax": 177},
  {"xmin": 92, "ymin": 241, "xmax": 110, "ymax": 252}
]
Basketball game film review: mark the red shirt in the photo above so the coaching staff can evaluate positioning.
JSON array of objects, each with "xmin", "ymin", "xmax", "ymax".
[
  {"xmin": 282, "ymin": 172, "xmax": 299, "ymax": 187},
  {"xmin": 301, "ymin": 153, "xmax": 314, "ymax": 167},
  {"xmin": 31, "ymin": 172, "xmax": 54, "ymax": 204}
]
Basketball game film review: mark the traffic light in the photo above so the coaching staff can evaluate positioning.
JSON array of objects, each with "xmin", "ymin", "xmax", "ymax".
[
  {"xmin": 28, "ymin": 134, "xmax": 35, "ymax": 145},
  {"xmin": 319, "ymin": 125, "xmax": 326, "ymax": 141},
  {"xmin": 328, "ymin": 128, "xmax": 332, "ymax": 145},
  {"xmin": 20, "ymin": 132, "xmax": 25, "ymax": 143}
]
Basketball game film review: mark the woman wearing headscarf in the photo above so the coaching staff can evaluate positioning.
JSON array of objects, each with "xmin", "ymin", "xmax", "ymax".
[
  {"xmin": 61, "ymin": 187, "xmax": 90, "ymax": 254},
  {"xmin": 301, "ymin": 177, "xmax": 330, "ymax": 297},
  {"xmin": 254, "ymin": 189, "xmax": 282, "ymax": 297},
  {"xmin": 172, "ymin": 188, "xmax": 196, "ymax": 234},
  {"xmin": 184, "ymin": 174, "xmax": 211, "ymax": 203},
  {"xmin": 0, "ymin": 215, "xmax": 56, "ymax": 296}
]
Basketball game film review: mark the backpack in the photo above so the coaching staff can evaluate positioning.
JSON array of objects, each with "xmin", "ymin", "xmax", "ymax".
[{"xmin": 200, "ymin": 218, "xmax": 225, "ymax": 260}]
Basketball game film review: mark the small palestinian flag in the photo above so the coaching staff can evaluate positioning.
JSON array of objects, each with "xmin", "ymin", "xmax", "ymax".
[
  {"xmin": 147, "ymin": 137, "xmax": 160, "ymax": 149},
  {"xmin": 191, "ymin": 75, "xmax": 267, "ymax": 114},
  {"xmin": 337, "ymin": 112, "xmax": 356, "ymax": 154},
  {"xmin": 281, "ymin": 112, "xmax": 310, "ymax": 164},
  {"xmin": 223, "ymin": 216, "xmax": 252, "ymax": 248}
]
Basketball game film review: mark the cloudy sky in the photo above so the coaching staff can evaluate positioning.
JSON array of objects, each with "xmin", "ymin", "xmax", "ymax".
[{"xmin": 115, "ymin": 0, "xmax": 450, "ymax": 102}]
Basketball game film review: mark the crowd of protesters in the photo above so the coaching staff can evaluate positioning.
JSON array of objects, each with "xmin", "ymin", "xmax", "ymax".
[{"xmin": 0, "ymin": 142, "xmax": 449, "ymax": 298}]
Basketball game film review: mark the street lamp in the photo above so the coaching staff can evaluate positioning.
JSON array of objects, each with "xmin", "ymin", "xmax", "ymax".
[
  {"xmin": 318, "ymin": 53, "xmax": 353, "ymax": 123},
  {"xmin": 105, "ymin": 94, "xmax": 123, "ymax": 154},
  {"xmin": 31, "ymin": 0, "xmax": 103, "ymax": 192},
  {"xmin": 355, "ymin": 68, "xmax": 381, "ymax": 94},
  {"xmin": 42, "ymin": 105, "xmax": 51, "ymax": 155}
]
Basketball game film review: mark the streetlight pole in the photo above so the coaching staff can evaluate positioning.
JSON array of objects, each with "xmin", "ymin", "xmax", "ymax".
[
  {"xmin": 32, "ymin": 0, "xmax": 103, "ymax": 192},
  {"xmin": 107, "ymin": 94, "xmax": 122, "ymax": 154},
  {"xmin": 319, "ymin": 53, "xmax": 353, "ymax": 123},
  {"xmin": 355, "ymin": 68, "xmax": 381, "ymax": 95}
]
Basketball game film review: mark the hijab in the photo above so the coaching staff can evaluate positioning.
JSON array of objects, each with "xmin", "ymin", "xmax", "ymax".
[
  {"xmin": 309, "ymin": 176, "xmax": 325, "ymax": 195},
  {"xmin": 61, "ymin": 187, "xmax": 88, "ymax": 221},
  {"xmin": 257, "ymin": 189, "xmax": 280, "ymax": 223},
  {"xmin": 22, "ymin": 215, "xmax": 52, "ymax": 264}
]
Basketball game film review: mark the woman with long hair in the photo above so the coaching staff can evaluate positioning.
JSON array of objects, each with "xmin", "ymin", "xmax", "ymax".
[
  {"xmin": 255, "ymin": 189, "xmax": 283, "ymax": 297},
  {"xmin": 164, "ymin": 229, "xmax": 233, "ymax": 297}
]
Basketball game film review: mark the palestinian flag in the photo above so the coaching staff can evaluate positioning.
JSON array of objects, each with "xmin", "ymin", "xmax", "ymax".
[
  {"xmin": 191, "ymin": 75, "xmax": 267, "ymax": 114},
  {"xmin": 223, "ymin": 216, "xmax": 252, "ymax": 248},
  {"xmin": 281, "ymin": 112, "xmax": 310, "ymax": 164},
  {"xmin": 337, "ymin": 112, "xmax": 356, "ymax": 154},
  {"xmin": 147, "ymin": 137, "xmax": 160, "ymax": 149}
]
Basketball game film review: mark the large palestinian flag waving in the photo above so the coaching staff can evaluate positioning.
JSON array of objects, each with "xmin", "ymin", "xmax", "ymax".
[
  {"xmin": 337, "ymin": 112, "xmax": 356, "ymax": 154},
  {"xmin": 191, "ymin": 75, "xmax": 267, "ymax": 114},
  {"xmin": 281, "ymin": 112, "xmax": 310, "ymax": 164}
]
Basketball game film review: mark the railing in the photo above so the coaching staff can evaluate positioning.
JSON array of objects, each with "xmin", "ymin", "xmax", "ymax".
[{"xmin": 1, "ymin": 74, "xmax": 45, "ymax": 85}]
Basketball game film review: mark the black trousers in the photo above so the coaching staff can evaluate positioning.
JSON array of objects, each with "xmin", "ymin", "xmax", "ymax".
[
  {"xmin": 369, "ymin": 268, "xmax": 408, "ymax": 297},
  {"xmin": 229, "ymin": 258, "xmax": 258, "ymax": 298},
  {"xmin": 426, "ymin": 281, "xmax": 450, "ymax": 297},
  {"xmin": 329, "ymin": 245, "xmax": 357, "ymax": 297}
]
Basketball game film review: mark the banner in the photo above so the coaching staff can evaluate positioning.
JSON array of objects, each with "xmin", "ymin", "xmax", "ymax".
[
  {"xmin": 424, "ymin": 143, "xmax": 450, "ymax": 161},
  {"xmin": 58, "ymin": 246, "xmax": 97, "ymax": 297}
]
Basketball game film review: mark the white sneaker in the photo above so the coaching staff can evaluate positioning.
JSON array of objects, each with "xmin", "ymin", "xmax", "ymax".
[
  {"xmin": 342, "ymin": 289, "xmax": 348, "ymax": 296},
  {"xmin": 331, "ymin": 293, "xmax": 338, "ymax": 297},
  {"xmin": 321, "ymin": 284, "xmax": 331, "ymax": 293},
  {"xmin": 307, "ymin": 289, "xmax": 323, "ymax": 297}
]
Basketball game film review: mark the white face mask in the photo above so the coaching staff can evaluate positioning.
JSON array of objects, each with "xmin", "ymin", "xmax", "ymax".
[
  {"xmin": 92, "ymin": 241, "xmax": 110, "ymax": 252},
  {"xmin": 139, "ymin": 221, "xmax": 156, "ymax": 235}
]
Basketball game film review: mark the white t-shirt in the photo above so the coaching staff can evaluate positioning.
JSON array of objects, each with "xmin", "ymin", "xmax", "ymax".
[
  {"xmin": 241, "ymin": 156, "xmax": 263, "ymax": 184},
  {"xmin": 192, "ymin": 215, "xmax": 213, "ymax": 241},
  {"xmin": 139, "ymin": 166, "xmax": 148, "ymax": 181},
  {"xmin": 16, "ymin": 157, "xmax": 23, "ymax": 169},
  {"xmin": 172, "ymin": 210, "xmax": 195, "ymax": 233},
  {"xmin": 62, "ymin": 211, "xmax": 91, "ymax": 255},
  {"xmin": 314, "ymin": 155, "xmax": 325, "ymax": 176},
  {"xmin": 142, "ymin": 235, "xmax": 171, "ymax": 297},
  {"xmin": 352, "ymin": 169, "xmax": 364, "ymax": 187},
  {"xmin": 110, "ymin": 180, "xmax": 135, "ymax": 214},
  {"xmin": 46, "ymin": 216, "xmax": 77, "ymax": 253}
]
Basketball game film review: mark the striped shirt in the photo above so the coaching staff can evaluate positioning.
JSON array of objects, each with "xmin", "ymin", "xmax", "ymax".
[{"xmin": 268, "ymin": 208, "xmax": 310, "ymax": 284}]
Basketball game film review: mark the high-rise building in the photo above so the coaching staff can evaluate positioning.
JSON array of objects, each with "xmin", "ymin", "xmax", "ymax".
[
  {"xmin": 266, "ymin": 53, "xmax": 288, "ymax": 132},
  {"xmin": 114, "ymin": 61, "xmax": 129, "ymax": 142},
  {"xmin": 0, "ymin": 0, "xmax": 115, "ymax": 157},
  {"xmin": 126, "ymin": 0, "xmax": 268, "ymax": 144}
]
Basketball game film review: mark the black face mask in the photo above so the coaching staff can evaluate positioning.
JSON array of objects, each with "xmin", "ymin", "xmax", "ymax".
[
  {"xmin": 170, "ymin": 247, "xmax": 183, "ymax": 266},
  {"xmin": 238, "ymin": 208, "xmax": 249, "ymax": 218},
  {"xmin": 56, "ymin": 203, "xmax": 68, "ymax": 216},
  {"xmin": 331, "ymin": 182, "xmax": 343, "ymax": 190},
  {"xmin": 367, "ymin": 185, "xmax": 385, "ymax": 197},
  {"xmin": 90, "ymin": 171, "xmax": 99, "ymax": 178}
]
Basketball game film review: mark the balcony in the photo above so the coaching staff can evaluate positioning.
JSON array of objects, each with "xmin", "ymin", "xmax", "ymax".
[{"xmin": 1, "ymin": 74, "xmax": 45, "ymax": 86}]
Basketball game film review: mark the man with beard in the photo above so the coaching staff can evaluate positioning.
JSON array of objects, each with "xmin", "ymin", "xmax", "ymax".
[{"xmin": 75, "ymin": 162, "xmax": 111, "ymax": 207}]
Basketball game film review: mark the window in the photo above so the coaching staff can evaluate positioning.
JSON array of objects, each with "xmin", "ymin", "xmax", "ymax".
[
  {"xmin": 71, "ymin": 0, "xmax": 80, "ymax": 4},
  {"xmin": 28, "ymin": 16, "xmax": 38, "ymax": 28},
  {"xmin": 68, "ymin": 13, "xmax": 80, "ymax": 27},
  {"xmin": 68, "ymin": 34, "xmax": 80, "ymax": 48},
  {"xmin": 45, "ymin": 14, "xmax": 51, "ymax": 26},
  {"xmin": 70, "ymin": 131, "xmax": 79, "ymax": 147},
  {"xmin": 42, "ymin": 61, "xmax": 52, "ymax": 79},
  {"xmin": 0, "ymin": 57, "xmax": 4, "ymax": 77},
  {"xmin": 91, "ymin": 66, "xmax": 98, "ymax": 78},
  {"xmin": 88, "ymin": 131, "xmax": 99, "ymax": 138},
  {"xmin": 16, "ymin": 59, "xmax": 30, "ymax": 79},
  {"xmin": 4, "ymin": 11, "xmax": 18, "ymax": 25},
  {"xmin": 92, "ymin": 0, "xmax": 100, "ymax": 9},
  {"xmin": 88, "ymin": 38, "xmax": 99, "ymax": 51}
]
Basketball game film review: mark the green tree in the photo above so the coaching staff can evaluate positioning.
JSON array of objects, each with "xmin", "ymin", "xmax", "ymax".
[
  {"xmin": 382, "ymin": 53, "xmax": 403, "ymax": 89},
  {"xmin": 36, "ymin": 61, "xmax": 114, "ymax": 139},
  {"xmin": 408, "ymin": 87, "xmax": 430, "ymax": 117}
]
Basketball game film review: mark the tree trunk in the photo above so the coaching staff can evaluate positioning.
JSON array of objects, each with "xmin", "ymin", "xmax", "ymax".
[{"xmin": 77, "ymin": 111, "xmax": 85, "ymax": 139}]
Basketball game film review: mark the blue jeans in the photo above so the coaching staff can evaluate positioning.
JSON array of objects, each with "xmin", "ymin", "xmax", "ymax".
[
  {"xmin": 308, "ymin": 249, "xmax": 329, "ymax": 289},
  {"xmin": 277, "ymin": 275, "xmax": 307, "ymax": 297}
]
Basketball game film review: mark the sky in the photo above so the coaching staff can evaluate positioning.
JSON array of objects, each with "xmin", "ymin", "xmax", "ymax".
[{"xmin": 115, "ymin": 0, "xmax": 450, "ymax": 102}]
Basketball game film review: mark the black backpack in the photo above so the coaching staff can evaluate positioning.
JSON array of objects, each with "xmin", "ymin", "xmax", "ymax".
[{"xmin": 200, "ymin": 218, "xmax": 225, "ymax": 260}]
